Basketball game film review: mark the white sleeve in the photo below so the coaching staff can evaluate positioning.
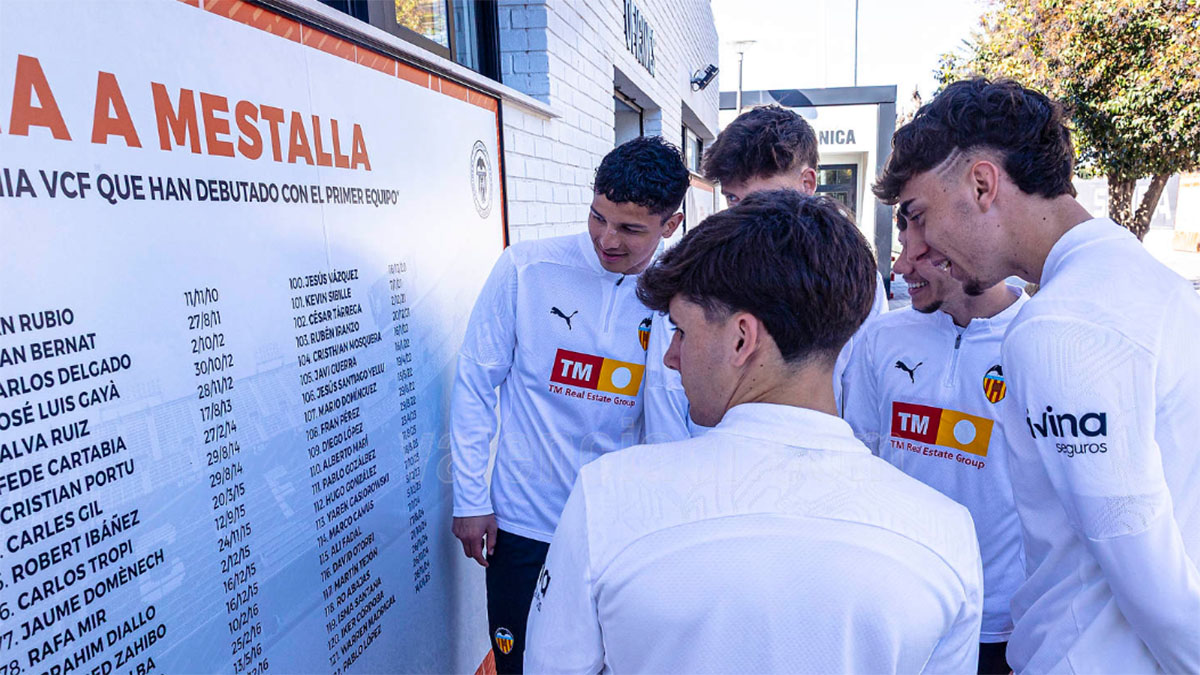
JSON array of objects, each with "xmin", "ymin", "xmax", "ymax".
[
  {"xmin": 641, "ymin": 312, "xmax": 692, "ymax": 444},
  {"xmin": 835, "ymin": 274, "xmax": 887, "ymax": 411},
  {"xmin": 524, "ymin": 479, "xmax": 604, "ymax": 674},
  {"xmin": 924, "ymin": 523, "xmax": 984, "ymax": 674},
  {"xmin": 1004, "ymin": 317, "xmax": 1200, "ymax": 672},
  {"xmin": 921, "ymin": 552, "xmax": 979, "ymax": 667},
  {"xmin": 840, "ymin": 325, "xmax": 884, "ymax": 453},
  {"xmin": 449, "ymin": 249, "xmax": 518, "ymax": 518}
]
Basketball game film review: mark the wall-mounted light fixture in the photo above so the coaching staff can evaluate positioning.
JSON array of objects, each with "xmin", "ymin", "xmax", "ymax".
[{"xmin": 690, "ymin": 64, "xmax": 718, "ymax": 91}]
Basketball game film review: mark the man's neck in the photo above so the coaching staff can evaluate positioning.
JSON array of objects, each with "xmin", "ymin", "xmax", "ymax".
[
  {"xmin": 1009, "ymin": 196, "xmax": 1094, "ymax": 284},
  {"xmin": 943, "ymin": 282, "xmax": 1018, "ymax": 327},
  {"xmin": 727, "ymin": 356, "xmax": 837, "ymax": 417}
]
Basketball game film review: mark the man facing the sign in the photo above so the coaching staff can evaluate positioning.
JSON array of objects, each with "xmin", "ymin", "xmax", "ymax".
[
  {"xmin": 449, "ymin": 136, "xmax": 690, "ymax": 673},
  {"xmin": 842, "ymin": 212, "xmax": 1028, "ymax": 674},
  {"xmin": 700, "ymin": 104, "xmax": 888, "ymax": 407},
  {"xmin": 873, "ymin": 77, "xmax": 1200, "ymax": 673}
]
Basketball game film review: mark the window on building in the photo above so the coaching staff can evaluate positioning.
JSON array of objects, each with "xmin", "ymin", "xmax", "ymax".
[
  {"xmin": 817, "ymin": 164, "xmax": 859, "ymax": 215},
  {"xmin": 318, "ymin": 0, "xmax": 499, "ymax": 79},
  {"xmin": 614, "ymin": 91, "xmax": 644, "ymax": 146},
  {"xmin": 682, "ymin": 125, "xmax": 703, "ymax": 173}
]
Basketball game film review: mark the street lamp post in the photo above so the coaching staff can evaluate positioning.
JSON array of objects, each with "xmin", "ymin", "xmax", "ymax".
[{"xmin": 732, "ymin": 40, "xmax": 757, "ymax": 114}]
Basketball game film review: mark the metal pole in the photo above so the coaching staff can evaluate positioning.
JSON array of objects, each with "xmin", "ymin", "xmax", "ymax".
[
  {"xmin": 853, "ymin": 0, "xmax": 859, "ymax": 87},
  {"xmin": 737, "ymin": 50, "xmax": 745, "ymax": 113}
]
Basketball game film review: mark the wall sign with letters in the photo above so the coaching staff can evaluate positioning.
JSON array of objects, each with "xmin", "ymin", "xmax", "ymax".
[
  {"xmin": 0, "ymin": 1, "xmax": 502, "ymax": 672},
  {"xmin": 624, "ymin": 0, "xmax": 656, "ymax": 76}
]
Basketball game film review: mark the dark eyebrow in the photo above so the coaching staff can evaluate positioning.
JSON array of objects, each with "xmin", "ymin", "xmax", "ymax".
[
  {"xmin": 898, "ymin": 199, "xmax": 916, "ymax": 219},
  {"xmin": 666, "ymin": 313, "xmax": 678, "ymax": 328}
]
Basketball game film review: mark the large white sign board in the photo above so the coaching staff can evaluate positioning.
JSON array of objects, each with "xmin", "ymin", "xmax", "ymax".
[{"xmin": 0, "ymin": 1, "xmax": 502, "ymax": 672}]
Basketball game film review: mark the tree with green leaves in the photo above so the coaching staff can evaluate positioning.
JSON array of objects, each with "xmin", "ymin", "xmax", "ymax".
[{"xmin": 938, "ymin": 0, "xmax": 1200, "ymax": 240}]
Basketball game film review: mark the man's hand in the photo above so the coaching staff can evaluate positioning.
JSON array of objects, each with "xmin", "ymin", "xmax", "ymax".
[{"xmin": 452, "ymin": 514, "xmax": 498, "ymax": 567}]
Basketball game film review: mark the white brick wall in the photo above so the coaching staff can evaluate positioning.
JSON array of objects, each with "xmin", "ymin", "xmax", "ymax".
[{"xmin": 497, "ymin": 0, "xmax": 720, "ymax": 242}]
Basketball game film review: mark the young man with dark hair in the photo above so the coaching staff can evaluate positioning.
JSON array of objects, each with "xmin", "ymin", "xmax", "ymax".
[
  {"xmin": 524, "ymin": 190, "xmax": 983, "ymax": 673},
  {"xmin": 874, "ymin": 77, "xmax": 1200, "ymax": 673},
  {"xmin": 702, "ymin": 104, "xmax": 888, "ymax": 407},
  {"xmin": 701, "ymin": 104, "xmax": 820, "ymax": 205},
  {"xmin": 450, "ymin": 136, "xmax": 691, "ymax": 673},
  {"xmin": 843, "ymin": 213, "xmax": 1028, "ymax": 674}
]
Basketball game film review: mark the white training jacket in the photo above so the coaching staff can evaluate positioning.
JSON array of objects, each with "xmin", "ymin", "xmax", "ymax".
[
  {"xmin": 450, "ymin": 232, "xmax": 689, "ymax": 543},
  {"xmin": 525, "ymin": 403, "xmax": 983, "ymax": 674},
  {"xmin": 842, "ymin": 285, "xmax": 1027, "ymax": 644},
  {"xmin": 1000, "ymin": 218, "xmax": 1200, "ymax": 673},
  {"xmin": 833, "ymin": 271, "xmax": 890, "ymax": 409}
]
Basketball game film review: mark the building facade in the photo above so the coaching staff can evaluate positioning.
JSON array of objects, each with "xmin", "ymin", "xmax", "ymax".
[{"xmin": 311, "ymin": 0, "xmax": 722, "ymax": 242}]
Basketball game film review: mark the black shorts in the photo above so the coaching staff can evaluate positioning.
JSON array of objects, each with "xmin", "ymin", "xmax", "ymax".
[
  {"xmin": 485, "ymin": 529, "xmax": 550, "ymax": 675},
  {"xmin": 978, "ymin": 641, "xmax": 1010, "ymax": 675}
]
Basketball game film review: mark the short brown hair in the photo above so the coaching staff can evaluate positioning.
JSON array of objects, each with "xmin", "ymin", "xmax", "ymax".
[
  {"xmin": 874, "ymin": 78, "xmax": 1077, "ymax": 203},
  {"xmin": 702, "ymin": 105, "xmax": 820, "ymax": 186},
  {"xmin": 637, "ymin": 190, "xmax": 876, "ymax": 364}
]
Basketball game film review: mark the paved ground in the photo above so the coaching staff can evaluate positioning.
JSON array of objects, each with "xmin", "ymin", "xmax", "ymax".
[{"xmin": 886, "ymin": 227, "xmax": 1200, "ymax": 311}]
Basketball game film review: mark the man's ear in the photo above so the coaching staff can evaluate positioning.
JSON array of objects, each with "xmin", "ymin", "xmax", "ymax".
[
  {"xmin": 969, "ymin": 159, "xmax": 1001, "ymax": 212},
  {"xmin": 800, "ymin": 166, "xmax": 818, "ymax": 196},
  {"xmin": 730, "ymin": 312, "xmax": 760, "ymax": 368},
  {"xmin": 661, "ymin": 212, "xmax": 685, "ymax": 239}
]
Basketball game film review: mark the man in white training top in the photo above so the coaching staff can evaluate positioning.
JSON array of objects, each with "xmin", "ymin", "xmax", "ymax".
[
  {"xmin": 874, "ymin": 77, "xmax": 1200, "ymax": 673},
  {"xmin": 844, "ymin": 213, "xmax": 1028, "ymax": 674},
  {"xmin": 525, "ymin": 190, "xmax": 983, "ymax": 673},
  {"xmin": 450, "ymin": 136, "xmax": 692, "ymax": 673}
]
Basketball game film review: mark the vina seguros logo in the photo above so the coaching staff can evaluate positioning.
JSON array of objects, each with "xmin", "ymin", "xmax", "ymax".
[
  {"xmin": 1026, "ymin": 406, "xmax": 1108, "ymax": 457},
  {"xmin": 549, "ymin": 348, "xmax": 644, "ymax": 399}
]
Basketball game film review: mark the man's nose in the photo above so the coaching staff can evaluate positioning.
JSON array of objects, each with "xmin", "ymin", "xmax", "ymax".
[
  {"xmin": 893, "ymin": 241, "xmax": 915, "ymax": 276},
  {"xmin": 599, "ymin": 225, "xmax": 621, "ymax": 249},
  {"xmin": 905, "ymin": 225, "xmax": 931, "ymax": 261},
  {"xmin": 663, "ymin": 332, "xmax": 681, "ymax": 372}
]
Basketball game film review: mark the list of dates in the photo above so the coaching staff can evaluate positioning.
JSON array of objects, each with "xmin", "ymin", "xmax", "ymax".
[
  {"xmin": 182, "ymin": 288, "xmax": 268, "ymax": 675},
  {"xmin": 0, "ymin": 260, "xmax": 436, "ymax": 673}
]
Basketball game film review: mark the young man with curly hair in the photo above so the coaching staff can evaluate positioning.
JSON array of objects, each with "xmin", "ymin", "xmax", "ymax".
[
  {"xmin": 702, "ymin": 105, "xmax": 889, "ymax": 408},
  {"xmin": 874, "ymin": 77, "xmax": 1200, "ymax": 673},
  {"xmin": 525, "ymin": 190, "xmax": 983, "ymax": 673},
  {"xmin": 449, "ymin": 136, "xmax": 691, "ymax": 673}
]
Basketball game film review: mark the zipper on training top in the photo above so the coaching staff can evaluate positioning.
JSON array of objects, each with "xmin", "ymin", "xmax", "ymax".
[
  {"xmin": 944, "ymin": 329, "xmax": 964, "ymax": 388},
  {"xmin": 603, "ymin": 275, "xmax": 624, "ymax": 331}
]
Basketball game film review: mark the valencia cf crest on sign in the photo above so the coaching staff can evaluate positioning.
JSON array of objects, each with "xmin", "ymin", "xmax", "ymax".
[
  {"xmin": 638, "ymin": 317, "xmax": 652, "ymax": 351},
  {"xmin": 494, "ymin": 627, "xmax": 514, "ymax": 655},
  {"xmin": 983, "ymin": 365, "xmax": 1006, "ymax": 403}
]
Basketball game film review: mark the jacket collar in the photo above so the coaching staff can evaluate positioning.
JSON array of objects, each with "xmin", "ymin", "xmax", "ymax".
[
  {"xmin": 931, "ymin": 283, "xmax": 1029, "ymax": 337},
  {"xmin": 1042, "ymin": 217, "xmax": 1130, "ymax": 285},
  {"xmin": 712, "ymin": 403, "xmax": 869, "ymax": 454}
]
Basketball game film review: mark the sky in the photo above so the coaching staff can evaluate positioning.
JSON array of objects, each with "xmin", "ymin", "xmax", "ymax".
[{"xmin": 710, "ymin": 0, "xmax": 988, "ymax": 113}]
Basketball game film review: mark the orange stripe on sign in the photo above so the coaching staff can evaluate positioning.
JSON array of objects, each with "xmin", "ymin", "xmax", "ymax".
[
  {"xmin": 303, "ymin": 26, "xmax": 356, "ymax": 62},
  {"xmin": 206, "ymin": 0, "xmax": 300, "ymax": 43},
  {"xmin": 176, "ymin": 0, "xmax": 200, "ymax": 8},
  {"xmin": 356, "ymin": 48, "xmax": 397, "ymax": 76},
  {"xmin": 438, "ymin": 77, "xmax": 471, "ymax": 103},
  {"xmin": 474, "ymin": 650, "xmax": 497, "ymax": 675},
  {"xmin": 397, "ymin": 61, "xmax": 432, "ymax": 88},
  {"xmin": 468, "ymin": 89, "xmax": 499, "ymax": 112}
]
